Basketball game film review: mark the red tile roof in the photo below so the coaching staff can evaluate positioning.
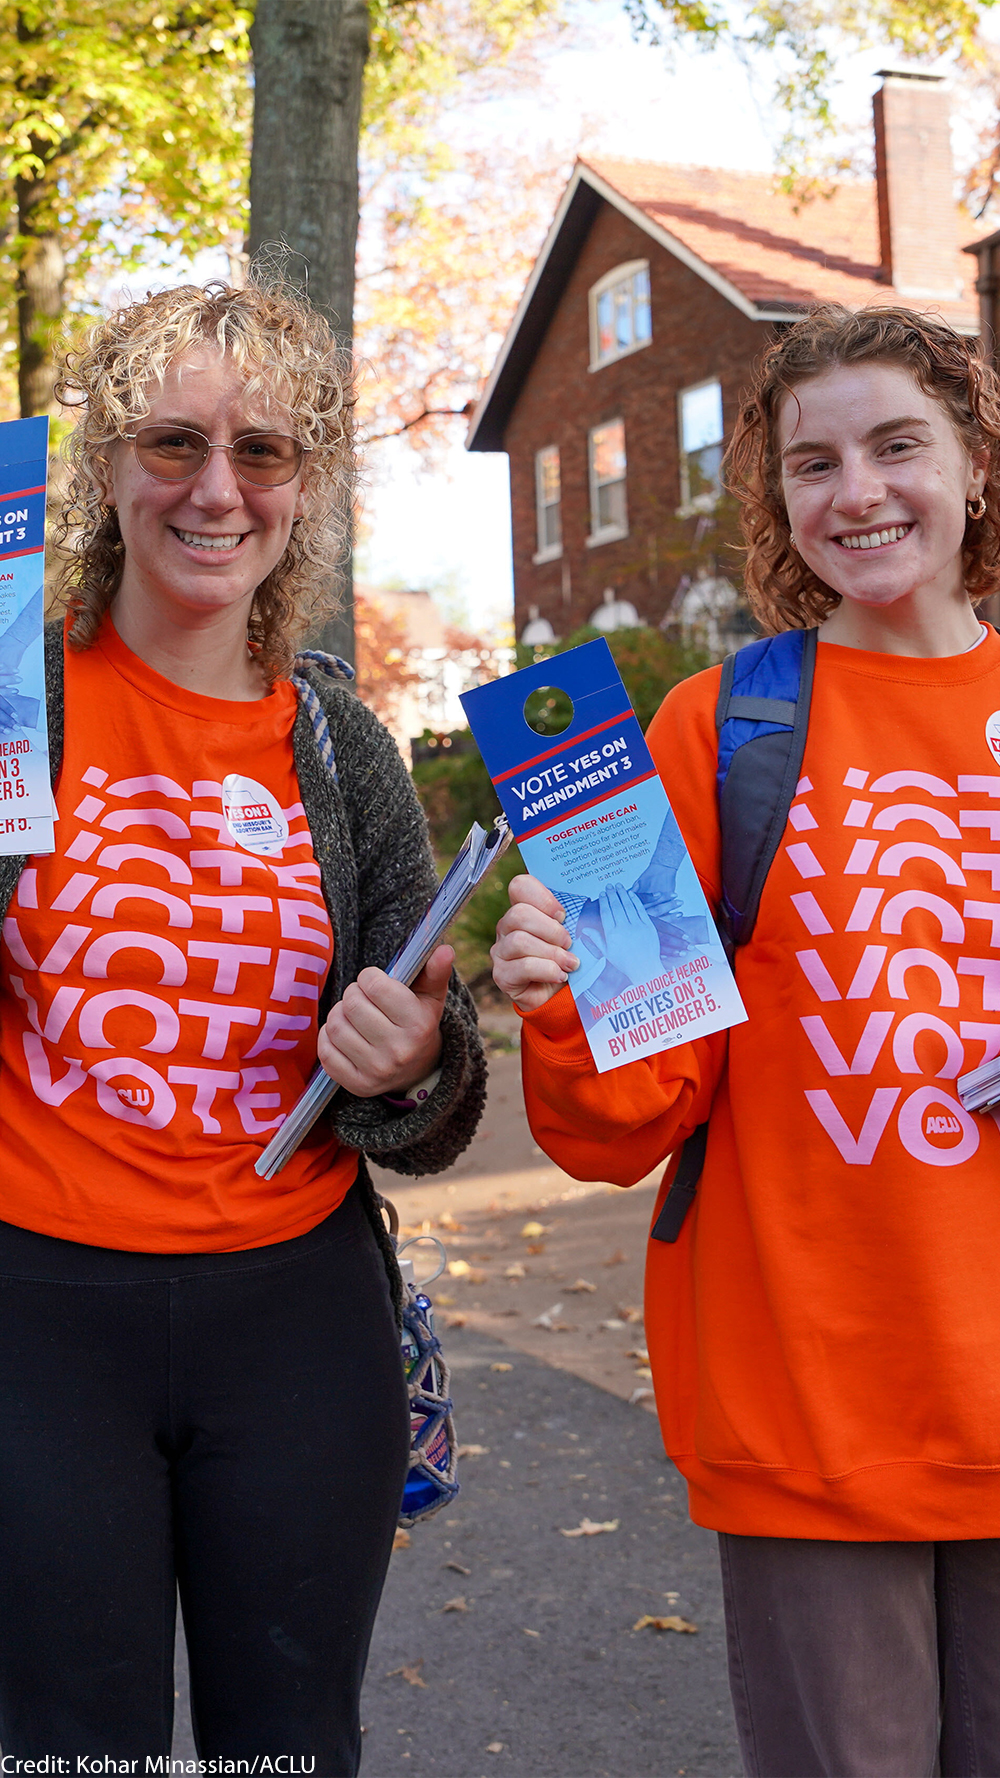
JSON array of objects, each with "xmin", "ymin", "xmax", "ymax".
[{"xmin": 583, "ymin": 156, "xmax": 980, "ymax": 327}]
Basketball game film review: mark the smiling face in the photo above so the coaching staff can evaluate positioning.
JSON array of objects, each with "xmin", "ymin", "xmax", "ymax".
[
  {"xmin": 778, "ymin": 362, "xmax": 988, "ymax": 634},
  {"xmin": 106, "ymin": 344, "xmax": 307, "ymax": 630}
]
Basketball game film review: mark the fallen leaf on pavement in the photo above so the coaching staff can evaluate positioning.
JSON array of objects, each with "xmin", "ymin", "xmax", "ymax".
[
  {"xmin": 387, "ymin": 1661, "xmax": 426, "ymax": 1687},
  {"xmin": 464, "ymin": 1268, "xmax": 488, "ymax": 1285},
  {"xmin": 392, "ymin": 1529, "xmax": 411, "ymax": 1552},
  {"xmin": 617, "ymin": 1304, "xmax": 644, "ymax": 1322},
  {"xmin": 444, "ymin": 1560, "xmax": 471, "ymax": 1574},
  {"xmin": 600, "ymin": 1318, "xmax": 626, "ymax": 1332},
  {"xmin": 525, "ymin": 1242, "xmax": 546, "ymax": 1255},
  {"xmin": 520, "ymin": 1221, "xmax": 549, "ymax": 1238},
  {"xmin": 603, "ymin": 1249, "xmax": 627, "ymax": 1266},
  {"xmin": 457, "ymin": 1444, "xmax": 490, "ymax": 1458},
  {"xmin": 486, "ymin": 1743, "xmax": 504, "ymax": 1755},
  {"xmin": 490, "ymin": 1362, "xmax": 513, "ymax": 1373},
  {"xmin": 567, "ymin": 1278, "xmax": 597, "ymax": 1293},
  {"xmin": 533, "ymin": 1302, "xmax": 564, "ymax": 1329},
  {"xmin": 443, "ymin": 1312, "xmax": 467, "ymax": 1328},
  {"xmin": 436, "ymin": 1212, "xmax": 466, "ymax": 1231},
  {"xmin": 447, "ymin": 1259, "xmax": 470, "ymax": 1277},
  {"xmin": 629, "ymin": 1386, "xmax": 655, "ymax": 1406},
  {"xmin": 633, "ymin": 1614, "xmax": 698, "ymax": 1634},
  {"xmin": 634, "ymin": 1366, "xmax": 653, "ymax": 1378},
  {"xmin": 625, "ymin": 1349, "xmax": 650, "ymax": 1363},
  {"xmin": 435, "ymin": 1293, "xmax": 455, "ymax": 1306},
  {"xmin": 522, "ymin": 1628, "xmax": 540, "ymax": 1638},
  {"xmin": 560, "ymin": 1518, "xmax": 620, "ymax": 1537},
  {"xmin": 442, "ymin": 1596, "xmax": 468, "ymax": 1612},
  {"xmin": 504, "ymin": 1263, "xmax": 526, "ymax": 1279}
]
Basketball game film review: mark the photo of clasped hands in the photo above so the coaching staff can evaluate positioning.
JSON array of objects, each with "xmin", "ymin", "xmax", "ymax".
[{"xmin": 492, "ymin": 874, "xmax": 664, "ymax": 1013}]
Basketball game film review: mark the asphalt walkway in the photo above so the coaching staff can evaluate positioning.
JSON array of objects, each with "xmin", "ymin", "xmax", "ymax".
[{"xmin": 172, "ymin": 1319, "xmax": 739, "ymax": 1777}]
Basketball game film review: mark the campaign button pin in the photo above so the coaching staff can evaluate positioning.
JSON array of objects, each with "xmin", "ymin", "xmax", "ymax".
[{"xmin": 222, "ymin": 774, "xmax": 289, "ymax": 856}]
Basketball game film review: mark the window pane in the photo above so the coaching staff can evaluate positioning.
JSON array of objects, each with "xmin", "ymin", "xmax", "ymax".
[
  {"xmin": 614, "ymin": 282, "xmax": 632, "ymax": 350},
  {"xmin": 597, "ymin": 479, "xmax": 627, "ymax": 531},
  {"xmin": 538, "ymin": 446, "xmax": 560, "ymax": 506},
  {"xmin": 597, "ymin": 290, "xmax": 614, "ymax": 358},
  {"xmin": 544, "ymin": 503, "xmax": 562, "ymax": 549},
  {"xmin": 592, "ymin": 420, "xmax": 626, "ymax": 484},
  {"xmin": 681, "ymin": 381, "xmax": 723, "ymax": 453},
  {"xmin": 633, "ymin": 268, "xmax": 651, "ymax": 342},
  {"xmin": 687, "ymin": 441, "xmax": 723, "ymax": 499}
]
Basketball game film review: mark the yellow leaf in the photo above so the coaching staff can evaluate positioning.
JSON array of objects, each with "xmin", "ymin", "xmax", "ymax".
[
  {"xmin": 633, "ymin": 1614, "xmax": 698, "ymax": 1633},
  {"xmin": 442, "ymin": 1595, "xmax": 468, "ymax": 1612},
  {"xmin": 447, "ymin": 1258, "xmax": 470, "ymax": 1276},
  {"xmin": 392, "ymin": 1528, "xmax": 411, "ymax": 1551},
  {"xmin": 560, "ymin": 1518, "xmax": 619, "ymax": 1537},
  {"xmin": 520, "ymin": 1221, "xmax": 548, "ymax": 1238},
  {"xmin": 387, "ymin": 1660, "xmax": 426, "ymax": 1686},
  {"xmin": 489, "ymin": 1362, "xmax": 512, "ymax": 1373}
]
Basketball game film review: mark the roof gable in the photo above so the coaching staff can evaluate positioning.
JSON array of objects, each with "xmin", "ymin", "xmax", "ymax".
[{"xmin": 467, "ymin": 155, "xmax": 980, "ymax": 452}]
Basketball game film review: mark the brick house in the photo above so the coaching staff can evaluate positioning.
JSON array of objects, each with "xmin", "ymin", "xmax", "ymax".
[{"xmin": 466, "ymin": 71, "xmax": 983, "ymax": 647}]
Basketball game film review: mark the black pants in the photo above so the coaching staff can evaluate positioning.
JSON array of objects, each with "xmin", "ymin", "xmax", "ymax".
[
  {"xmin": 0, "ymin": 1184, "xmax": 410, "ymax": 1774},
  {"xmin": 720, "ymin": 1532, "xmax": 1000, "ymax": 1777}
]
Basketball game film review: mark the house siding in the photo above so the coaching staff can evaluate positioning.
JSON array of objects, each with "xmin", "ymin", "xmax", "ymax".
[{"xmin": 503, "ymin": 199, "xmax": 772, "ymax": 641}]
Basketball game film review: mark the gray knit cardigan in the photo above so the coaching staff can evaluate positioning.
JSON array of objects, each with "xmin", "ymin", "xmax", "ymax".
[{"xmin": 0, "ymin": 625, "xmax": 488, "ymax": 1313}]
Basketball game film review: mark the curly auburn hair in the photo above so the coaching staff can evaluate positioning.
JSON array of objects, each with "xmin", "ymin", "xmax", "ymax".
[
  {"xmin": 724, "ymin": 303, "xmax": 1000, "ymax": 634},
  {"xmin": 54, "ymin": 279, "xmax": 356, "ymax": 681}
]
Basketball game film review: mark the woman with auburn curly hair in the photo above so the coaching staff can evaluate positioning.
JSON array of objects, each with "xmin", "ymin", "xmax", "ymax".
[
  {"xmin": 492, "ymin": 305, "xmax": 1000, "ymax": 1776},
  {"xmin": 0, "ymin": 280, "xmax": 485, "ymax": 1765}
]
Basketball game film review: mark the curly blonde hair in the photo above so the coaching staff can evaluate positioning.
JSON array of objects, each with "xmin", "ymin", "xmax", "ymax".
[
  {"xmin": 724, "ymin": 304, "xmax": 1000, "ymax": 633},
  {"xmin": 54, "ymin": 279, "xmax": 356, "ymax": 681}
]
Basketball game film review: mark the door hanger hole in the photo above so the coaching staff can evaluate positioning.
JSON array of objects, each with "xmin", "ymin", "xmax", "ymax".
[{"xmin": 523, "ymin": 686, "xmax": 574, "ymax": 737}]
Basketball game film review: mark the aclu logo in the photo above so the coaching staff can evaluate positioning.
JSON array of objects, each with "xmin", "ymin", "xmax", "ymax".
[
  {"xmin": 116, "ymin": 1079, "xmax": 152, "ymax": 1110},
  {"xmin": 923, "ymin": 1109, "xmax": 964, "ymax": 1147}
]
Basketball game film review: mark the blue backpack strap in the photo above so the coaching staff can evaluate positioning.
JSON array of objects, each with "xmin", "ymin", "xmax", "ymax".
[
  {"xmin": 717, "ymin": 625, "xmax": 817, "ymax": 949},
  {"xmin": 650, "ymin": 626, "xmax": 817, "ymax": 1245}
]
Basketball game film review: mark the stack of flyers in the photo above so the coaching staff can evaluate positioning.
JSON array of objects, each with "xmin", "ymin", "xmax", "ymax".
[
  {"xmin": 0, "ymin": 416, "xmax": 54, "ymax": 856},
  {"xmin": 460, "ymin": 638, "xmax": 747, "ymax": 1073},
  {"xmin": 255, "ymin": 816, "xmax": 513, "ymax": 1178},
  {"xmin": 958, "ymin": 1055, "xmax": 1000, "ymax": 1115}
]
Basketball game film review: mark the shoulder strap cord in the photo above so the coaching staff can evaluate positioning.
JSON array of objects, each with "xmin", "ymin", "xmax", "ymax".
[
  {"xmin": 290, "ymin": 648, "xmax": 355, "ymax": 788},
  {"xmin": 650, "ymin": 627, "xmax": 817, "ymax": 1245}
]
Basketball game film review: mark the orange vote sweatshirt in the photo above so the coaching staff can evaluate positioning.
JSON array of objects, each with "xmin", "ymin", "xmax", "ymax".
[{"xmin": 521, "ymin": 632, "xmax": 1000, "ymax": 1540}]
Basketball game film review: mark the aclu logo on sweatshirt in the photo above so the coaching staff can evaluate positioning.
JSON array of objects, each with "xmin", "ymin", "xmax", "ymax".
[
  {"xmin": 222, "ymin": 774, "xmax": 289, "ymax": 857},
  {"xmin": 985, "ymin": 710, "xmax": 1000, "ymax": 767},
  {"xmin": 923, "ymin": 1107, "xmax": 965, "ymax": 1149}
]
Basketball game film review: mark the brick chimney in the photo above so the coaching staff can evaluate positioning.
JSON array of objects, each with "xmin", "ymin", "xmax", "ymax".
[{"xmin": 873, "ymin": 70, "xmax": 960, "ymax": 301}]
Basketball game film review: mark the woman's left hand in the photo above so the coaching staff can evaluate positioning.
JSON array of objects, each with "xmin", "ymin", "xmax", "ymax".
[{"xmin": 317, "ymin": 945, "xmax": 453, "ymax": 1099}]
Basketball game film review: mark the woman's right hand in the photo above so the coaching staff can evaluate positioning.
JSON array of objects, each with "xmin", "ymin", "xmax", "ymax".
[{"xmin": 491, "ymin": 874, "xmax": 579, "ymax": 1012}]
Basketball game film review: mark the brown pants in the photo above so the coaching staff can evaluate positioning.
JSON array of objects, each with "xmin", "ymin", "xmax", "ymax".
[{"xmin": 719, "ymin": 1534, "xmax": 1000, "ymax": 1778}]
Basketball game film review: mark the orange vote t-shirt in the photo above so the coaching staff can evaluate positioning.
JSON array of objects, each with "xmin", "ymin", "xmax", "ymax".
[
  {"xmin": 0, "ymin": 620, "xmax": 357, "ymax": 1252},
  {"xmin": 521, "ymin": 630, "xmax": 1000, "ymax": 1540}
]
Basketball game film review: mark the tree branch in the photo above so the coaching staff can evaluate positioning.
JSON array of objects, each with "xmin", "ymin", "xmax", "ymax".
[{"xmin": 363, "ymin": 402, "xmax": 473, "ymax": 442}]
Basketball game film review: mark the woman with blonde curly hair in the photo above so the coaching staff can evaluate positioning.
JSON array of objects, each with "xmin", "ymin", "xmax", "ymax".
[
  {"xmin": 0, "ymin": 280, "xmax": 485, "ymax": 1766},
  {"xmin": 492, "ymin": 305, "xmax": 1000, "ymax": 1775}
]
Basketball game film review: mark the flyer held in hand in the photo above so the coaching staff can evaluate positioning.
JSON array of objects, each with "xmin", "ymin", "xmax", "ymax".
[
  {"xmin": 461, "ymin": 639, "xmax": 746, "ymax": 1072},
  {"xmin": 0, "ymin": 416, "xmax": 53, "ymax": 856}
]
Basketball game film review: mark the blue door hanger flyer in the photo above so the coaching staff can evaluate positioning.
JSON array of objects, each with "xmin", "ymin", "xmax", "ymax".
[
  {"xmin": 0, "ymin": 415, "xmax": 53, "ymax": 856},
  {"xmin": 460, "ymin": 639, "xmax": 746, "ymax": 1073}
]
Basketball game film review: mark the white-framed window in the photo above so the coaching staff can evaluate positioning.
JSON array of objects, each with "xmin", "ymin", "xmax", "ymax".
[
  {"xmin": 589, "ymin": 261, "xmax": 652, "ymax": 370},
  {"xmin": 678, "ymin": 378, "xmax": 724, "ymax": 509},
  {"xmin": 587, "ymin": 418, "xmax": 628, "ymax": 545},
  {"xmin": 534, "ymin": 445, "xmax": 562, "ymax": 562}
]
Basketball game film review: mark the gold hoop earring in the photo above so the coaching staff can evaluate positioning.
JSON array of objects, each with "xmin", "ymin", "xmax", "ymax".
[{"xmin": 968, "ymin": 495, "xmax": 987, "ymax": 519}]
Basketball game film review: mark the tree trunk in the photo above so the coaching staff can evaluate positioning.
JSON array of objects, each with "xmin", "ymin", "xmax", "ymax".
[
  {"xmin": 248, "ymin": 0, "xmax": 369, "ymax": 666},
  {"xmin": 16, "ymin": 162, "xmax": 65, "ymax": 419}
]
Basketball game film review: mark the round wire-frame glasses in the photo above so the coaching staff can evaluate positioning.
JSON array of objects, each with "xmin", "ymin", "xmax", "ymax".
[{"xmin": 123, "ymin": 425, "xmax": 310, "ymax": 488}]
